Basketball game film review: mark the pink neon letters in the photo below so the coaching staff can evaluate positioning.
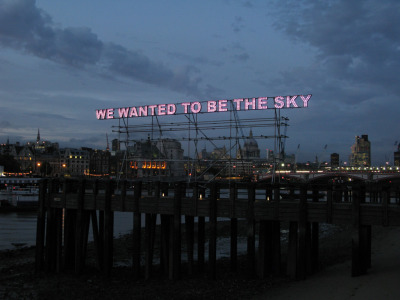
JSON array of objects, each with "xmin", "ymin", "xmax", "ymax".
[{"xmin": 95, "ymin": 94, "xmax": 312, "ymax": 119}]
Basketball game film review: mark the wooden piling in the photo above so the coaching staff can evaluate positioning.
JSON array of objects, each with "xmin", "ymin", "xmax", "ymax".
[
  {"xmin": 75, "ymin": 179, "xmax": 85, "ymax": 274},
  {"xmin": 145, "ymin": 213, "xmax": 153, "ymax": 279},
  {"xmin": 160, "ymin": 214, "xmax": 170, "ymax": 275},
  {"xmin": 287, "ymin": 221, "xmax": 298, "ymax": 279},
  {"xmin": 133, "ymin": 181, "xmax": 142, "ymax": 280},
  {"xmin": 209, "ymin": 182, "xmax": 218, "ymax": 279},
  {"xmin": 272, "ymin": 186, "xmax": 281, "ymax": 275},
  {"xmin": 104, "ymin": 180, "xmax": 114, "ymax": 277},
  {"xmin": 35, "ymin": 179, "xmax": 47, "ymax": 272},
  {"xmin": 169, "ymin": 182, "xmax": 182, "ymax": 280},
  {"xmin": 230, "ymin": 182, "xmax": 237, "ymax": 272},
  {"xmin": 311, "ymin": 186, "xmax": 319, "ymax": 273},
  {"xmin": 246, "ymin": 183, "xmax": 256, "ymax": 277},
  {"xmin": 197, "ymin": 216, "xmax": 205, "ymax": 272},
  {"xmin": 352, "ymin": 184, "xmax": 367, "ymax": 276},
  {"xmin": 297, "ymin": 184, "xmax": 307, "ymax": 280},
  {"xmin": 185, "ymin": 215, "xmax": 195, "ymax": 275},
  {"xmin": 33, "ymin": 178, "xmax": 400, "ymax": 280}
]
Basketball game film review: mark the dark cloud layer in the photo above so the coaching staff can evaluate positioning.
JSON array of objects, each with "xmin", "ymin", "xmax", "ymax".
[
  {"xmin": 0, "ymin": 0, "xmax": 202, "ymax": 96},
  {"xmin": 268, "ymin": 0, "xmax": 400, "ymax": 163},
  {"xmin": 272, "ymin": 0, "xmax": 400, "ymax": 97}
]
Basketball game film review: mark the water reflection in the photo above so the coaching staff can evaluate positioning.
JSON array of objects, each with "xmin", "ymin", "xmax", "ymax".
[{"xmin": 0, "ymin": 211, "xmax": 137, "ymax": 250}]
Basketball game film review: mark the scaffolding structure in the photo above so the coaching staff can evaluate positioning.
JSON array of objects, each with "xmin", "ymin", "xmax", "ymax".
[{"xmin": 111, "ymin": 101, "xmax": 290, "ymax": 183}]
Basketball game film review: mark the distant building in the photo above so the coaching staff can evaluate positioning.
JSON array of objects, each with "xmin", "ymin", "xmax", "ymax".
[
  {"xmin": 212, "ymin": 146, "xmax": 229, "ymax": 160},
  {"xmin": 84, "ymin": 148, "xmax": 110, "ymax": 176},
  {"xmin": 331, "ymin": 153, "xmax": 340, "ymax": 168},
  {"xmin": 112, "ymin": 139, "xmax": 120, "ymax": 152},
  {"xmin": 26, "ymin": 129, "xmax": 59, "ymax": 154},
  {"xmin": 127, "ymin": 137, "xmax": 185, "ymax": 178},
  {"xmin": 394, "ymin": 145, "xmax": 400, "ymax": 167},
  {"xmin": 59, "ymin": 148, "xmax": 90, "ymax": 177},
  {"xmin": 156, "ymin": 139, "xmax": 185, "ymax": 177},
  {"xmin": 350, "ymin": 135, "xmax": 371, "ymax": 167},
  {"xmin": 198, "ymin": 147, "xmax": 210, "ymax": 160},
  {"xmin": 237, "ymin": 130, "xmax": 260, "ymax": 159}
]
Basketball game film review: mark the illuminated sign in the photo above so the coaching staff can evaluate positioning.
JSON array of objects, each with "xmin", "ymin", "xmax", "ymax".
[{"xmin": 96, "ymin": 94, "xmax": 311, "ymax": 120}]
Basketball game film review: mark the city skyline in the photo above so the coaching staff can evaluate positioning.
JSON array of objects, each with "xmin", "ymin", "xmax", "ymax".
[
  {"xmin": 2, "ymin": 129, "xmax": 399, "ymax": 167},
  {"xmin": 1, "ymin": 0, "xmax": 399, "ymax": 165}
]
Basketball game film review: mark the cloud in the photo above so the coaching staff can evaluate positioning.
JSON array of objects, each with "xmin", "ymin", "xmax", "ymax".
[
  {"xmin": 0, "ymin": 121, "xmax": 11, "ymax": 128},
  {"xmin": 166, "ymin": 51, "xmax": 224, "ymax": 67},
  {"xmin": 271, "ymin": 0, "xmax": 400, "ymax": 97},
  {"xmin": 234, "ymin": 52, "xmax": 250, "ymax": 62},
  {"xmin": 0, "ymin": 0, "xmax": 202, "ymax": 97},
  {"xmin": 231, "ymin": 16, "xmax": 245, "ymax": 33},
  {"xmin": 242, "ymin": 1, "xmax": 254, "ymax": 8}
]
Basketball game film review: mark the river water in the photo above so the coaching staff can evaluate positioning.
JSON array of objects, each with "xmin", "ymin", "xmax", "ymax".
[{"xmin": 0, "ymin": 211, "xmax": 135, "ymax": 250}]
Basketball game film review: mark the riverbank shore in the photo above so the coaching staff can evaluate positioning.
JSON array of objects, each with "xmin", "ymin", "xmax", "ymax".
[{"xmin": 0, "ymin": 224, "xmax": 398, "ymax": 299}]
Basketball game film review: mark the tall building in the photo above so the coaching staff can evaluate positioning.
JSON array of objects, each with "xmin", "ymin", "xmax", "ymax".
[
  {"xmin": 331, "ymin": 153, "xmax": 339, "ymax": 168},
  {"xmin": 394, "ymin": 145, "xmax": 400, "ymax": 167},
  {"xmin": 112, "ymin": 139, "xmax": 120, "ymax": 152},
  {"xmin": 350, "ymin": 135, "xmax": 371, "ymax": 167}
]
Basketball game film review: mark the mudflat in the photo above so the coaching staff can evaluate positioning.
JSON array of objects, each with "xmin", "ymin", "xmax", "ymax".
[{"xmin": 0, "ymin": 224, "xmax": 397, "ymax": 299}]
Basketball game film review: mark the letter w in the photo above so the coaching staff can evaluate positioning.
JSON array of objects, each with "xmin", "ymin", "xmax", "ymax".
[
  {"xmin": 96, "ymin": 109, "xmax": 107, "ymax": 119},
  {"xmin": 118, "ymin": 107, "xmax": 130, "ymax": 118}
]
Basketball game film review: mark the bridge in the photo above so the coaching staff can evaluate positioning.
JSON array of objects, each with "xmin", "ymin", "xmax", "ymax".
[
  {"xmin": 35, "ymin": 177, "xmax": 400, "ymax": 281},
  {"xmin": 260, "ymin": 170, "xmax": 400, "ymax": 183}
]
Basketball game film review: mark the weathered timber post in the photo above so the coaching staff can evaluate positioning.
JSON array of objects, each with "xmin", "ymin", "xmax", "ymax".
[
  {"xmin": 75, "ymin": 179, "xmax": 86, "ymax": 274},
  {"xmin": 272, "ymin": 185, "xmax": 281, "ymax": 275},
  {"xmin": 185, "ymin": 214, "xmax": 195, "ymax": 275},
  {"xmin": 160, "ymin": 214, "xmax": 170, "ymax": 276},
  {"xmin": 145, "ymin": 212, "xmax": 153, "ymax": 279},
  {"xmin": 63, "ymin": 179, "xmax": 76, "ymax": 270},
  {"xmin": 120, "ymin": 180, "xmax": 127, "ymax": 212},
  {"xmin": 169, "ymin": 182, "xmax": 182, "ymax": 280},
  {"xmin": 55, "ymin": 207, "xmax": 63, "ymax": 273},
  {"xmin": 45, "ymin": 179, "xmax": 57, "ymax": 272},
  {"xmin": 343, "ymin": 184, "xmax": 349, "ymax": 202},
  {"xmin": 90, "ymin": 179, "xmax": 102, "ymax": 271},
  {"xmin": 382, "ymin": 184, "xmax": 390, "ymax": 226},
  {"xmin": 326, "ymin": 183, "xmax": 333, "ymax": 224},
  {"xmin": 258, "ymin": 217, "xmax": 268, "ymax": 278},
  {"xmin": 52, "ymin": 179, "xmax": 63, "ymax": 273},
  {"xmin": 144, "ymin": 182, "xmax": 159, "ymax": 280},
  {"xmin": 35, "ymin": 179, "xmax": 47, "ymax": 272},
  {"xmin": 286, "ymin": 221, "xmax": 298, "ymax": 279},
  {"xmin": 185, "ymin": 182, "xmax": 197, "ymax": 275},
  {"xmin": 133, "ymin": 181, "xmax": 142, "ymax": 280},
  {"xmin": 160, "ymin": 182, "xmax": 170, "ymax": 276},
  {"xmin": 351, "ymin": 184, "xmax": 367, "ymax": 276},
  {"xmin": 297, "ymin": 183, "xmax": 308, "ymax": 280},
  {"xmin": 229, "ymin": 182, "xmax": 237, "ymax": 272},
  {"xmin": 311, "ymin": 185, "xmax": 319, "ymax": 273},
  {"xmin": 247, "ymin": 182, "xmax": 256, "ymax": 277},
  {"xmin": 360, "ymin": 184, "xmax": 371, "ymax": 269},
  {"xmin": 104, "ymin": 180, "xmax": 114, "ymax": 277},
  {"xmin": 197, "ymin": 186, "xmax": 206, "ymax": 272},
  {"xmin": 152, "ymin": 186, "xmax": 159, "ymax": 253},
  {"xmin": 148, "ymin": 182, "xmax": 160, "ymax": 279},
  {"xmin": 209, "ymin": 182, "xmax": 218, "ymax": 279},
  {"xmin": 258, "ymin": 184, "xmax": 281, "ymax": 278},
  {"xmin": 333, "ymin": 182, "xmax": 341, "ymax": 203}
]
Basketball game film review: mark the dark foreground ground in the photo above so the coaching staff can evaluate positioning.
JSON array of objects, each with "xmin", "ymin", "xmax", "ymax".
[{"xmin": 0, "ymin": 223, "xmax": 370, "ymax": 299}]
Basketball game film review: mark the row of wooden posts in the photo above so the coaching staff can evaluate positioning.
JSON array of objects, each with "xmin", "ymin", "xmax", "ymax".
[{"xmin": 35, "ymin": 178, "xmax": 398, "ymax": 279}]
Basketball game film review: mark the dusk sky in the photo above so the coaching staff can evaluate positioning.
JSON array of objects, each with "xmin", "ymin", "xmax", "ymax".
[{"xmin": 1, "ymin": 0, "xmax": 399, "ymax": 165}]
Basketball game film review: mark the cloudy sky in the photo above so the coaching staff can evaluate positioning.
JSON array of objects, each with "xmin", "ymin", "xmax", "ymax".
[{"xmin": 0, "ymin": 0, "xmax": 399, "ymax": 165}]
